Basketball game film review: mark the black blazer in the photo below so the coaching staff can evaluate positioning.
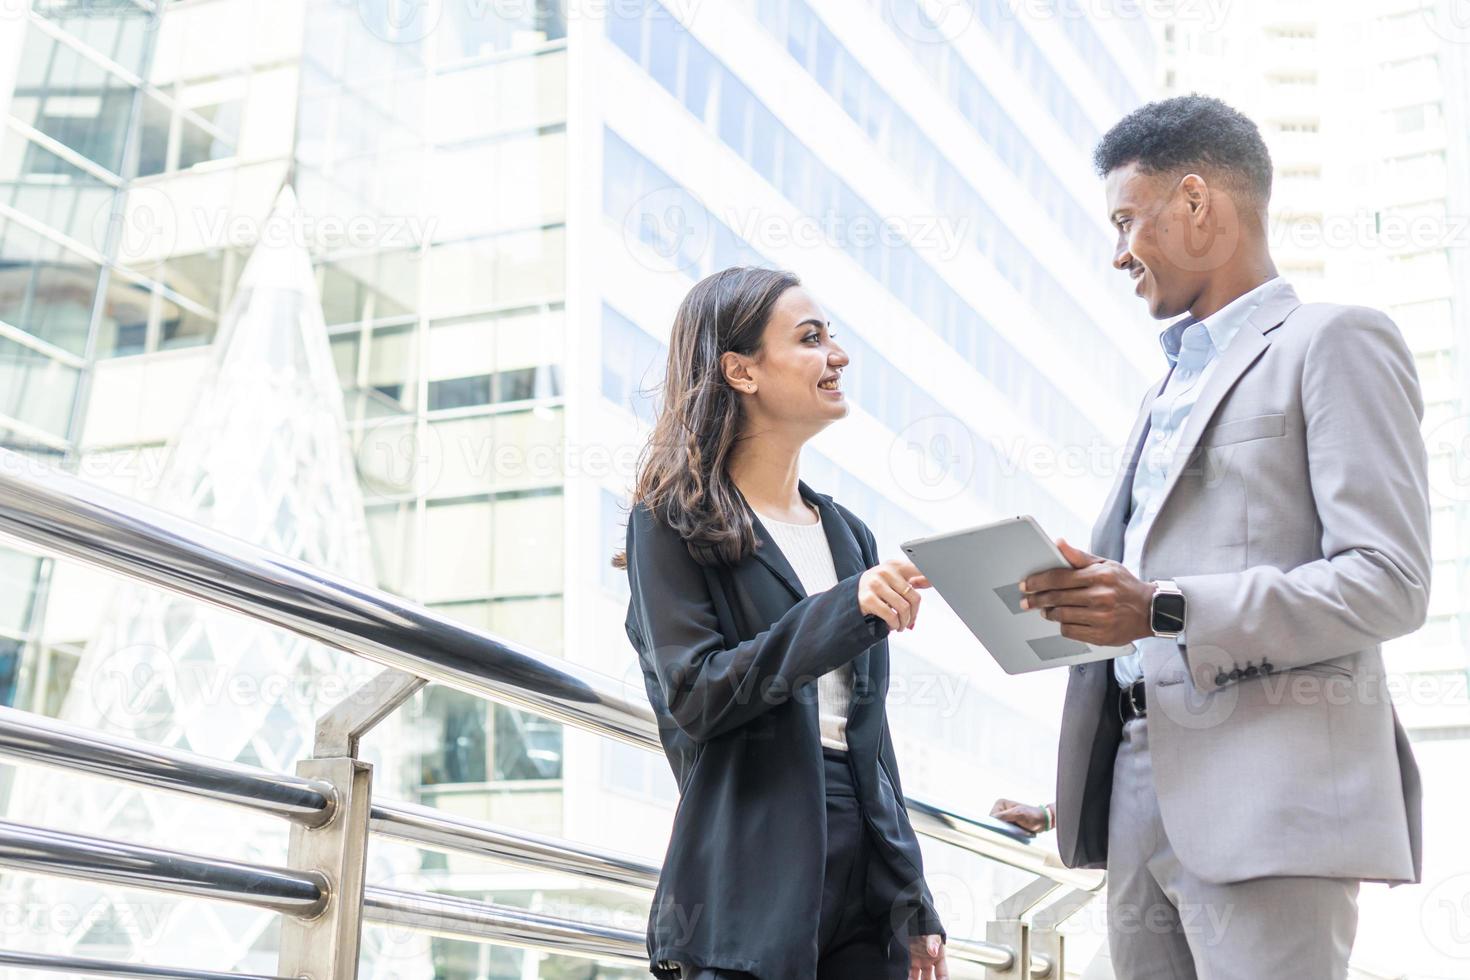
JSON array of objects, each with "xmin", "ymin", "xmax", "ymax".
[{"xmin": 623, "ymin": 480, "xmax": 943, "ymax": 980}]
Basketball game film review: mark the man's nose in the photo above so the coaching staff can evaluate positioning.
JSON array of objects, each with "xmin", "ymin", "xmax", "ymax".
[{"xmin": 1113, "ymin": 240, "xmax": 1133, "ymax": 272}]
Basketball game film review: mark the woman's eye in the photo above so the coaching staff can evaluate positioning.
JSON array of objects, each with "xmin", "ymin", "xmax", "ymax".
[{"xmin": 804, "ymin": 333, "xmax": 820, "ymax": 343}]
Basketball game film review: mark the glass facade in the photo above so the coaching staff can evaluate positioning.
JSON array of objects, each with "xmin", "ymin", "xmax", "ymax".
[{"xmin": 0, "ymin": 0, "xmax": 1170, "ymax": 973}]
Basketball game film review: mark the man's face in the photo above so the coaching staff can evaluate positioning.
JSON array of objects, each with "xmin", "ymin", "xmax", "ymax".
[{"xmin": 1105, "ymin": 161, "xmax": 1215, "ymax": 320}]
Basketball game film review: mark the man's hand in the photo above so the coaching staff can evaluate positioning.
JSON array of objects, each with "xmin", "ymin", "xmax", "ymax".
[
  {"xmin": 990, "ymin": 798, "xmax": 1048, "ymax": 834},
  {"xmin": 908, "ymin": 934, "xmax": 948, "ymax": 980},
  {"xmin": 1019, "ymin": 539, "xmax": 1157, "ymax": 646}
]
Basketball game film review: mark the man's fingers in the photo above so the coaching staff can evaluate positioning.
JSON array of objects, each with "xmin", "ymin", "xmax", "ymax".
[
  {"xmin": 1060, "ymin": 623, "xmax": 1103, "ymax": 644},
  {"xmin": 1023, "ymin": 586, "xmax": 1104, "ymax": 610},
  {"xmin": 1043, "ymin": 606, "xmax": 1107, "ymax": 626},
  {"xmin": 1020, "ymin": 567, "xmax": 1090, "ymax": 594},
  {"xmin": 1056, "ymin": 537, "xmax": 1102, "ymax": 569}
]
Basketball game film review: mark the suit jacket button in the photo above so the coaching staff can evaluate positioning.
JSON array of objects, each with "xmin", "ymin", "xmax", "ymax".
[{"xmin": 1215, "ymin": 671, "xmax": 1230, "ymax": 687}]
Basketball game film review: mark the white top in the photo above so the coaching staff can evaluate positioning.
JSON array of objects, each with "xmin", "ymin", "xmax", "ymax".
[{"xmin": 755, "ymin": 506, "xmax": 853, "ymax": 753}]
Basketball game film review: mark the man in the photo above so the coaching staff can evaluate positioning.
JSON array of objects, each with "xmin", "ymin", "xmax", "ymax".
[{"xmin": 993, "ymin": 96, "xmax": 1429, "ymax": 977}]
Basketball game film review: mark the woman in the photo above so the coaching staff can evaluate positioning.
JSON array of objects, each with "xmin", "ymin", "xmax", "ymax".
[{"xmin": 617, "ymin": 267, "xmax": 948, "ymax": 980}]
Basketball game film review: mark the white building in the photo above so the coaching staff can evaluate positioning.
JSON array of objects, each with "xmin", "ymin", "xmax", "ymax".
[{"xmin": 0, "ymin": 0, "xmax": 1159, "ymax": 973}]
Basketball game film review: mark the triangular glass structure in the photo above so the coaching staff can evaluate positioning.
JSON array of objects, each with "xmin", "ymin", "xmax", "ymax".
[{"xmin": 7, "ymin": 187, "xmax": 429, "ymax": 976}]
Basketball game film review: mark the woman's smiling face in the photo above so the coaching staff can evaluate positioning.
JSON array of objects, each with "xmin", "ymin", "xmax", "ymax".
[{"xmin": 727, "ymin": 286, "xmax": 850, "ymax": 431}]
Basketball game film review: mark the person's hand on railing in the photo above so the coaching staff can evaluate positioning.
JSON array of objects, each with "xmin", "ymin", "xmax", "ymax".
[
  {"xmin": 908, "ymin": 933, "xmax": 948, "ymax": 979},
  {"xmin": 858, "ymin": 558, "xmax": 930, "ymax": 632},
  {"xmin": 990, "ymin": 798, "xmax": 1055, "ymax": 835}
]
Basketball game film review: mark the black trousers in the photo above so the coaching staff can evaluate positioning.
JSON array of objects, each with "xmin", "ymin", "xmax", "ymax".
[{"xmin": 679, "ymin": 748, "xmax": 911, "ymax": 980}]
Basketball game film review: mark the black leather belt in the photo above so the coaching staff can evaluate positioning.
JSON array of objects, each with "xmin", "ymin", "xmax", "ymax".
[{"xmin": 1119, "ymin": 679, "xmax": 1147, "ymax": 721}]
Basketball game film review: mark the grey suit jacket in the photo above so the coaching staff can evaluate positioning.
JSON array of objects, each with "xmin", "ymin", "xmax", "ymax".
[{"xmin": 1056, "ymin": 283, "xmax": 1429, "ymax": 885}]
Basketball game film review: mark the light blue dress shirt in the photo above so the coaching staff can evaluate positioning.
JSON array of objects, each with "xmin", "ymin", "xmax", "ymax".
[{"xmin": 1113, "ymin": 277, "xmax": 1288, "ymax": 687}]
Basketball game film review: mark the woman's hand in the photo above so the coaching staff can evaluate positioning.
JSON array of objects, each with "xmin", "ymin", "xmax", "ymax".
[
  {"xmin": 908, "ymin": 934, "xmax": 948, "ymax": 979},
  {"xmin": 858, "ymin": 558, "xmax": 930, "ymax": 632},
  {"xmin": 990, "ymin": 798, "xmax": 1051, "ymax": 835}
]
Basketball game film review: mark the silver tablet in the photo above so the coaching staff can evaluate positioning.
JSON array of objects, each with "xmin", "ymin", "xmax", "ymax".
[{"xmin": 901, "ymin": 516, "xmax": 1129, "ymax": 674}]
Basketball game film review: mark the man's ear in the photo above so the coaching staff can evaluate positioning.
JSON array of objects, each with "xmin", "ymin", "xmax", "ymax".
[
  {"xmin": 1180, "ymin": 172, "xmax": 1209, "ymax": 218},
  {"xmin": 721, "ymin": 350, "xmax": 756, "ymax": 393}
]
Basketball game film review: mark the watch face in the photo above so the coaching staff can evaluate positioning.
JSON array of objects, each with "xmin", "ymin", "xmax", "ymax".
[{"xmin": 1152, "ymin": 592, "xmax": 1186, "ymax": 634}]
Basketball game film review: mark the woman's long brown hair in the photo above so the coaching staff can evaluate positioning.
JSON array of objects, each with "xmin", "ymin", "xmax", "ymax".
[{"xmin": 613, "ymin": 266, "xmax": 801, "ymax": 568}]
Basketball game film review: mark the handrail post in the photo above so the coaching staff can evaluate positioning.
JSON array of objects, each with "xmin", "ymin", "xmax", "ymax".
[
  {"xmin": 1028, "ymin": 887, "xmax": 1096, "ymax": 979},
  {"xmin": 986, "ymin": 875, "xmax": 1058, "ymax": 978},
  {"xmin": 278, "ymin": 668, "xmax": 426, "ymax": 979}
]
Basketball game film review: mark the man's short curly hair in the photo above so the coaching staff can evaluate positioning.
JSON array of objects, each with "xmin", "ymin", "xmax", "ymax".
[{"xmin": 1093, "ymin": 95, "xmax": 1273, "ymax": 205}]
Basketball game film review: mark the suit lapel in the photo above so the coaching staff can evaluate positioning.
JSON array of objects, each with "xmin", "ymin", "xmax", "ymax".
[
  {"xmin": 1143, "ymin": 283, "xmax": 1302, "ymax": 536},
  {"xmin": 748, "ymin": 514, "xmax": 806, "ymax": 602},
  {"xmin": 1092, "ymin": 372, "xmax": 1168, "ymax": 560}
]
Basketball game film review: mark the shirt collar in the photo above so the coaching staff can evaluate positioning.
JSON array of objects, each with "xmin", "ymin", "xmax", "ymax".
[{"xmin": 1158, "ymin": 276, "xmax": 1286, "ymax": 366}]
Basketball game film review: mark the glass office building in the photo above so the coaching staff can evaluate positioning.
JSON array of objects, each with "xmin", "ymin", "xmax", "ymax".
[{"xmin": 0, "ymin": 0, "xmax": 1155, "ymax": 973}]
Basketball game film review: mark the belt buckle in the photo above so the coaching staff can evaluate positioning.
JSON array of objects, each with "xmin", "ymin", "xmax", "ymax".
[{"xmin": 1127, "ymin": 681, "xmax": 1144, "ymax": 719}]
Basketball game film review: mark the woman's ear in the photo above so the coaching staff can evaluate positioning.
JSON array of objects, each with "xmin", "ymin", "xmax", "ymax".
[{"xmin": 721, "ymin": 351, "xmax": 757, "ymax": 394}]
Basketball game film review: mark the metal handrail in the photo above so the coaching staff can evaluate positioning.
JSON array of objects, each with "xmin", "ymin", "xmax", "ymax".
[
  {"xmin": 0, "ymin": 448, "xmax": 659, "ymax": 753},
  {"xmin": 0, "ymin": 950, "xmax": 291, "ymax": 980},
  {"xmin": 0, "ymin": 704, "xmax": 337, "ymax": 826},
  {"xmin": 0, "ymin": 448, "xmax": 1099, "ymax": 892},
  {"xmin": 362, "ymin": 885, "xmax": 1027, "ymax": 973},
  {"xmin": 371, "ymin": 799, "xmax": 661, "ymax": 893},
  {"xmin": 363, "ymin": 886, "xmax": 649, "ymax": 965},
  {"xmin": 0, "ymin": 817, "xmax": 329, "ymax": 919},
  {"xmin": 0, "ymin": 705, "xmax": 1047, "ymax": 973}
]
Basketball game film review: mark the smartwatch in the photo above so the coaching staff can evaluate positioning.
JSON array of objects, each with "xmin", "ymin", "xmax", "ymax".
[{"xmin": 1150, "ymin": 579, "xmax": 1186, "ymax": 638}]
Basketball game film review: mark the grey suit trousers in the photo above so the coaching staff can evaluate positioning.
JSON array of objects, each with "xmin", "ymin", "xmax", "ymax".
[{"xmin": 1107, "ymin": 717, "xmax": 1359, "ymax": 979}]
